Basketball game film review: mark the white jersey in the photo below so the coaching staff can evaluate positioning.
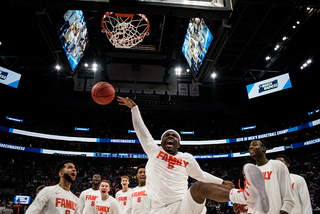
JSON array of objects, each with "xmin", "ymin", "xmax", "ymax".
[
  {"xmin": 95, "ymin": 196, "xmax": 120, "ymax": 214},
  {"xmin": 248, "ymin": 160, "xmax": 294, "ymax": 214},
  {"xmin": 131, "ymin": 185, "xmax": 152, "ymax": 214},
  {"xmin": 78, "ymin": 188, "xmax": 101, "ymax": 214},
  {"xmin": 115, "ymin": 189, "xmax": 133, "ymax": 214},
  {"xmin": 290, "ymin": 173, "xmax": 312, "ymax": 214},
  {"xmin": 132, "ymin": 106, "xmax": 223, "ymax": 207},
  {"xmin": 26, "ymin": 185, "xmax": 79, "ymax": 214}
]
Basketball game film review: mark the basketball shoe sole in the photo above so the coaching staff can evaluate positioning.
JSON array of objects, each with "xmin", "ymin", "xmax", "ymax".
[{"xmin": 244, "ymin": 163, "xmax": 270, "ymax": 213}]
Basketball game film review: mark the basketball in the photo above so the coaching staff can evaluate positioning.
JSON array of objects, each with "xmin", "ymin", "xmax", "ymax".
[{"xmin": 91, "ymin": 82, "xmax": 115, "ymax": 105}]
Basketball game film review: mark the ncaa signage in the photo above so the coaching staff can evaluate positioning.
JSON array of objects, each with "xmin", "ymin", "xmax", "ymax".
[
  {"xmin": 246, "ymin": 73, "xmax": 292, "ymax": 99},
  {"xmin": 0, "ymin": 66, "xmax": 21, "ymax": 88}
]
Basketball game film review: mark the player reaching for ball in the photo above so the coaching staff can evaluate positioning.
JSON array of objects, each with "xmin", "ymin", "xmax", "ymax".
[{"xmin": 117, "ymin": 96, "xmax": 269, "ymax": 214}]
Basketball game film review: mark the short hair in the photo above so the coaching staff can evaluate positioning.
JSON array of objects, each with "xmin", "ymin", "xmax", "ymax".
[
  {"xmin": 258, "ymin": 139, "xmax": 267, "ymax": 149},
  {"xmin": 276, "ymin": 154, "xmax": 291, "ymax": 165},
  {"xmin": 101, "ymin": 180, "xmax": 111, "ymax": 187},
  {"xmin": 55, "ymin": 160, "xmax": 74, "ymax": 175},
  {"xmin": 121, "ymin": 175, "xmax": 130, "ymax": 181},
  {"xmin": 36, "ymin": 185, "xmax": 46, "ymax": 194},
  {"xmin": 136, "ymin": 164, "xmax": 146, "ymax": 174}
]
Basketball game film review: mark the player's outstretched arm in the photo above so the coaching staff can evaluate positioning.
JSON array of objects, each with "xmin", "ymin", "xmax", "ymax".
[
  {"xmin": 117, "ymin": 96, "xmax": 136, "ymax": 108},
  {"xmin": 117, "ymin": 96, "xmax": 158, "ymax": 155}
]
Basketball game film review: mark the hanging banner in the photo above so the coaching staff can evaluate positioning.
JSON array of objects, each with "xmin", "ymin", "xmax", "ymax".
[
  {"xmin": 0, "ymin": 66, "xmax": 21, "ymax": 89},
  {"xmin": 74, "ymin": 79, "xmax": 85, "ymax": 91},
  {"xmin": 189, "ymin": 84, "xmax": 199, "ymax": 97},
  {"xmin": 178, "ymin": 83, "xmax": 188, "ymax": 96}
]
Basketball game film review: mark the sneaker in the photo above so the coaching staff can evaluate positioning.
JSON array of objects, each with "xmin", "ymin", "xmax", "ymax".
[{"xmin": 243, "ymin": 163, "xmax": 269, "ymax": 213}]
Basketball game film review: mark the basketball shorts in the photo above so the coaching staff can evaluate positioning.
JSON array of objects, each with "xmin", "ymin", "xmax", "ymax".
[{"xmin": 151, "ymin": 188, "xmax": 207, "ymax": 214}]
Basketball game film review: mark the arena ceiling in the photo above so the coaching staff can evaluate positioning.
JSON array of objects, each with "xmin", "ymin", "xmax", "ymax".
[{"xmin": 0, "ymin": 0, "xmax": 320, "ymax": 105}]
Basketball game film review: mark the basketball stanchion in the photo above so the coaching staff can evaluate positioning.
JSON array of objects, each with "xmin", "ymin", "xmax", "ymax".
[{"xmin": 101, "ymin": 12, "xmax": 150, "ymax": 49}]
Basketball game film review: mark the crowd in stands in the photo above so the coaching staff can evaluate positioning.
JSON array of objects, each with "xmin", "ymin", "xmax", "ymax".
[{"xmin": 0, "ymin": 148, "xmax": 320, "ymax": 213}]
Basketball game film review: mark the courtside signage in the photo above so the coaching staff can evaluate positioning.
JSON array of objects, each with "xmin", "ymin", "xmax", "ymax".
[
  {"xmin": 246, "ymin": 73, "xmax": 292, "ymax": 99},
  {"xmin": 0, "ymin": 66, "xmax": 21, "ymax": 88}
]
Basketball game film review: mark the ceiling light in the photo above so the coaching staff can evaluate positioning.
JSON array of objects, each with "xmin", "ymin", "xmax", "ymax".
[
  {"xmin": 292, "ymin": 25, "xmax": 296, "ymax": 29},
  {"xmin": 93, "ymin": 67, "xmax": 97, "ymax": 72},
  {"xmin": 296, "ymin": 21, "xmax": 300, "ymax": 25},
  {"xmin": 307, "ymin": 59, "xmax": 312, "ymax": 64},
  {"xmin": 303, "ymin": 63, "xmax": 308, "ymax": 67},
  {"xmin": 0, "ymin": 41, "xmax": 2, "ymax": 45},
  {"xmin": 274, "ymin": 45, "xmax": 280, "ymax": 51},
  {"xmin": 186, "ymin": 69, "xmax": 190, "ymax": 72},
  {"xmin": 307, "ymin": 7, "xmax": 310, "ymax": 10},
  {"xmin": 84, "ymin": 63, "xmax": 88, "ymax": 67},
  {"xmin": 92, "ymin": 63, "xmax": 97, "ymax": 68},
  {"xmin": 175, "ymin": 67, "xmax": 182, "ymax": 72},
  {"xmin": 282, "ymin": 36, "xmax": 288, "ymax": 41},
  {"xmin": 211, "ymin": 73, "xmax": 217, "ymax": 79},
  {"xmin": 300, "ymin": 66, "xmax": 304, "ymax": 70},
  {"xmin": 266, "ymin": 56, "xmax": 271, "ymax": 61},
  {"xmin": 55, "ymin": 65, "xmax": 61, "ymax": 70}
]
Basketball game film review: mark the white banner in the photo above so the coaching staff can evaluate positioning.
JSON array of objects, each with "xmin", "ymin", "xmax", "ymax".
[
  {"xmin": 120, "ymin": 88, "xmax": 130, "ymax": 93},
  {"xmin": 169, "ymin": 91, "xmax": 177, "ymax": 96},
  {"xmin": 178, "ymin": 83, "xmax": 188, "ymax": 96},
  {"xmin": 189, "ymin": 84, "xmax": 199, "ymax": 97},
  {"xmin": 132, "ymin": 89, "xmax": 142, "ymax": 94},
  {"xmin": 0, "ymin": 66, "xmax": 21, "ymax": 88},
  {"xmin": 155, "ymin": 90, "xmax": 166, "ymax": 95},
  {"xmin": 74, "ymin": 79, "xmax": 85, "ymax": 91},
  {"xmin": 246, "ymin": 73, "xmax": 292, "ymax": 99},
  {"xmin": 86, "ymin": 79, "xmax": 95, "ymax": 92},
  {"xmin": 144, "ymin": 89, "xmax": 153, "ymax": 94}
]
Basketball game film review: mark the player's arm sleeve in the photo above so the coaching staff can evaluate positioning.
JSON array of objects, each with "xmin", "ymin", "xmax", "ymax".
[
  {"xmin": 126, "ymin": 191, "xmax": 132, "ymax": 214},
  {"xmin": 113, "ymin": 199, "xmax": 121, "ymax": 214},
  {"xmin": 277, "ymin": 162, "xmax": 295, "ymax": 213},
  {"xmin": 188, "ymin": 154, "xmax": 223, "ymax": 184},
  {"xmin": 298, "ymin": 176, "xmax": 312, "ymax": 214},
  {"xmin": 25, "ymin": 188, "xmax": 52, "ymax": 214},
  {"xmin": 77, "ymin": 191, "xmax": 86, "ymax": 214},
  {"xmin": 131, "ymin": 106, "xmax": 158, "ymax": 155}
]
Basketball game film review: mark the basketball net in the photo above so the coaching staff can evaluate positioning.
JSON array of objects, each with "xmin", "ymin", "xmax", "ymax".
[{"xmin": 101, "ymin": 12, "xmax": 150, "ymax": 49}]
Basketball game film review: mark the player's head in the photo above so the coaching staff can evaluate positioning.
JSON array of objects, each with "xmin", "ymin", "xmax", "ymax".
[
  {"xmin": 92, "ymin": 174, "xmax": 101, "ymax": 187},
  {"xmin": 55, "ymin": 160, "xmax": 77, "ymax": 184},
  {"xmin": 276, "ymin": 154, "xmax": 291, "ymax": 168},
  {"xmin": 136, "ymin": 164, "xmax": 146, "ymax": 187},
  {"xmin": 121, "ymin": 175, "xmax": 130, "ymax": 188},
  {"xmin": 36, "ymin": 185, "xmax": 45, "ymax": 196},
  {"xmin": 249, "ymin": 139, "xmax": 267, "ymax": 159},
  {"xmin": 99, "ymin": 180, "xmax": 111, "ymax": 197},
  {"xmin": 161, "ymin": 129, "xmax": 181, "ymax": 155}
]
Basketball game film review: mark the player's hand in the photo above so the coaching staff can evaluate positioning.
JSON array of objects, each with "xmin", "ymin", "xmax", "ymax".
[
  {"xmin": 117, "ymin": 96, "xmax": 136, "ymax": 109},
  {"xmin": 233, "ymin": 203, "xmax": 240, "ymax": 213},
  {"xmin": 222, "ymin": 180, "xmax": 235, "ymax": 189}
]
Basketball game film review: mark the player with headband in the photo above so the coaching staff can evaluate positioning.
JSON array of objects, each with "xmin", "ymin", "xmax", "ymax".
[{"xmin": 117, "ymin": 96, "xmax": 269, "ymax": 214}]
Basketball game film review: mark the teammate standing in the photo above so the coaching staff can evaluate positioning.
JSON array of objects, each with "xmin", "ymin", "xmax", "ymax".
[
  {"xmin": 115, "ymin": 176, "xmax": 132, "ymax": 214},
  {"xmin": 78, "ymin": 174, "xmax": 102, "ymax": 214},
  {"xmin": 26, "ymin": 160, "xmax": 79, "ymax": 214},
  {"xmin": 276, "ymin": 154, "xmax": 312, "ymax": 214},
  {"xmin": 248, "ymin": 140, "xmax": 295, "ymax": 214},
  {"xmin": 94, "ymin": 180, "xmax": 120, "ymax": 214},
  {"xmin": 117, "ymin": 96, "xmax": 269, "ymax": 214},
  {"xmin": 131, "ymin": 164, "xmax": 151, "ymax": 214}
]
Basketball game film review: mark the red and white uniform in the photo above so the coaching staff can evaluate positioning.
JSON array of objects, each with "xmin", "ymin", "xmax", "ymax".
[
  {"xmin": 290, "ymin": 173, "xmax": 312, "ymax": 214},
  {"xmin": 26, "ymin": 185, "xmax": 79, "ymax": 214},
  {"xmin": 132, "ymin": 106, "xmax": 223, "ymax": 213},
  {"xmin": 131, "ymin": 186, "xmax": 151, "ymax": 214},
  {"xmin": 78, "ymin": 188, "xmax": 101, "ymax": 214},
  {"xmin": 95, "ymin": 196, "xmax": 120, "ymax": 214},
  {"xmin": 115, "ymin": 189, "xmax": 133, "ymax": 214},
  {"xmin": 248, "ymin": 160, "xmax": 294, "ymax": 214}
]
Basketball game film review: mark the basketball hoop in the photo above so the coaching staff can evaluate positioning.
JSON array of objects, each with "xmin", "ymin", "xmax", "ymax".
[{"xmin": 101, "ymin": 12, "xmax": 150, "ymax": 49}]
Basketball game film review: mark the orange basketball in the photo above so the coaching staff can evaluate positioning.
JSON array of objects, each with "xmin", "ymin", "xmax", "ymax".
[{"xmin": 91, "ymin": 82, "xmax": 115, "ymax": 105}]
